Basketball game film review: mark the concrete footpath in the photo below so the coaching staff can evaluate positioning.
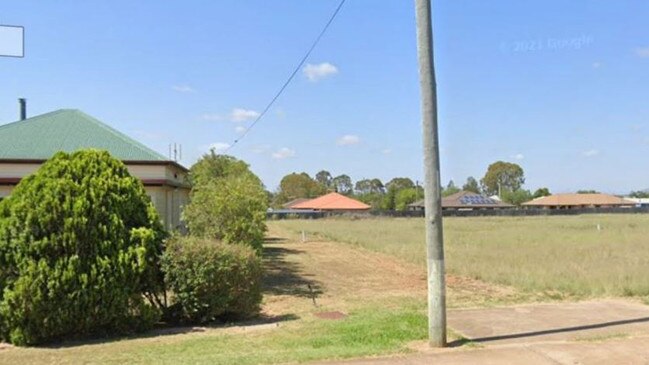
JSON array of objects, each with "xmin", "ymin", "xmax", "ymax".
[{"xmin": 314, "ymin": 299, "xmax": 649, "ymax": 365}]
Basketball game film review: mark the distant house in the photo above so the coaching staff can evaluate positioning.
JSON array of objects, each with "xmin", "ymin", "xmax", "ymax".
[
  {"xmin": 289, "ymin": 192, "xmax": 370, "ymax": 212},
  {"xmin": 624, "ymin": 198, "xmax": 649, "ymax": 208},
  {"xmin": 408, "ymin": 191, "xmax": 514, "ymax": 211},
  {"xmin": 0, "ymin": 108, "xmax": 190, "ymax": 230},
  {"xmin": 522, "ymin": 193, "xmax": 635, "ymax": 209},
  {"xmin": 282, "ymin": 198, "xmax": 311, "ymax": 209}
]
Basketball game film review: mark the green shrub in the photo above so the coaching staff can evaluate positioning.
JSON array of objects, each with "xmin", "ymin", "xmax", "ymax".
[
  {"xmin": 183, "ymin": 174, "xmax": 267, "ymax": 251},
  {"xmin": 161, "ymin": 236, "xmax": 262, "ymax": 324},
  {"xmin": 0, "ymin": 150, "xmax": 165, "ymax": 346}
]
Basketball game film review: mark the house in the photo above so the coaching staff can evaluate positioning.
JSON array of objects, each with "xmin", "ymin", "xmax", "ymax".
[
  {"xmin": 289, "ymin": 192, "xmax": 370, "ymax": 212},
  {"xmin": 408, "ymin": 191, "xmax": 514, "ymax": 211},
  {"xmin": 0, "ymin": 108, "xmax": 190, "ymax": 230},
  {"xmin": 282, "ymin": 198, "xmax": 311, "ymax": 209},
  {"xmin": 522, "ymin": 193, "xmax": 635, "ymax": 209},
  {"xmin": 624, "ymin": 198, "xmax": 649, "ymax": 208}
]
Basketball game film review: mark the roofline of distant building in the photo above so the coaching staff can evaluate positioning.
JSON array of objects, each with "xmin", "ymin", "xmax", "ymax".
[{"xmin": 0, "ymin": 158, "xmax": 189, "ymax": 173}]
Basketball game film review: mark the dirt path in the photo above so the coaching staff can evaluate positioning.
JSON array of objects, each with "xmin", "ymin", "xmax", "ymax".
[{"xmin": 262, "ymin": 225, "xmax": 519, "ymax": 318}]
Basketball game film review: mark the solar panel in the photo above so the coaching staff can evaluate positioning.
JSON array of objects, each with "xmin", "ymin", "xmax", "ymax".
[{"xmin": 460, "ymin": 195, "xmax": 497, "ymax": 205}]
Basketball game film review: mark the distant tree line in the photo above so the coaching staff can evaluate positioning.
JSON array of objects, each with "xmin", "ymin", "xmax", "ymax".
[{"xmin": 270, "ymin": 161, "xmax": 556, "ymax": 210}]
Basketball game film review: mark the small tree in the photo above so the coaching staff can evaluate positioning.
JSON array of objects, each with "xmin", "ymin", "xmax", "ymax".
[
  {"xmin": 442, "ymin": 180, "xmax": 460, "ymax": 197},
  {"xmin": 395, "ymin": 188, "xmax": 419, "ymax": 211},
  {"xmin": 0, "ymin": 150, "xmax": 164, "ymax": 346},
  {"xmin": 532, "ymin": 187, "xmax": 551, "ymax": 199},
  {"xmin": 183, "ymin": 174, "xmax": 267, "ymax": 252},
  {"xmin": 501, "ymin": 189, "xmax": 533, "ymax": 206},
  {"xmin": 462, "ymin": 176, "xmax": 480, "ymax": 194},
  {"xmin": 629, "ymin": 190, "xmax": 649, "ymax": 198},
  {"xmin": 162, "ymin": 236, "xmax": 262, "ymax": 324},
  {"xmin": 190, "ymin": 150, "xmax": 261, "ymax": 187}
]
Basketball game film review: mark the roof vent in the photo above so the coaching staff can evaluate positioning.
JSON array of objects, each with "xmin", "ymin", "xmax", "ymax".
[{"xmin": 18, "ymin": 98, "xmax": 26, "ymax": 121}]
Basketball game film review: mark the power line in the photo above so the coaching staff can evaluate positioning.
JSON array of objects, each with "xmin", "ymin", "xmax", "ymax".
[{"xmin": 224, "ymin": 0, "xmax": 347, "ymax": 152}]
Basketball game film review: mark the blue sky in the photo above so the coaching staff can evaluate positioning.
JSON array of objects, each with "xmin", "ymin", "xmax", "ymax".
[{"xmin": 1, "ymin": 1, "xmax": 648, "ymax": 193}]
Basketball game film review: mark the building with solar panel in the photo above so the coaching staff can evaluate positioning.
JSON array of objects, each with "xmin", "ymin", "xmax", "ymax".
[{"xmin": 407, "ymin": 191, "xmax": 514, "ymax": 211}]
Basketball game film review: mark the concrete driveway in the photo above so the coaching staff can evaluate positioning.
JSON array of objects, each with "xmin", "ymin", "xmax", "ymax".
[{"xmin": 313, "ymin": 299, "xmax": 649, "ymax": 365}]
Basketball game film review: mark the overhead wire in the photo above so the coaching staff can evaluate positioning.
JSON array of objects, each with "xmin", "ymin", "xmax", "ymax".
[{"xmin": 223, "ymin": 0, "xmax": 347, "ymax": 152}]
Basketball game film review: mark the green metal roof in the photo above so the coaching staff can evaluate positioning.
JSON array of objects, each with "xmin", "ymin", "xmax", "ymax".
[{"xmin": 0, "ymin": 109, "xmax": 168, "ymax": 161}]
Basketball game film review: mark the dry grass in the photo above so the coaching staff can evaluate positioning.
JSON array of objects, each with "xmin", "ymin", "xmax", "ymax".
[{"xmin": 270, "ymin": 214, "xmax": 649, "ymax": 300}]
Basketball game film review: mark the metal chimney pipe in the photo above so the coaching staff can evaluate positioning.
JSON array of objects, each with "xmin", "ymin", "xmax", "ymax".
[{"xmin": 18, "ymin": 98, "xmax": 26, "ymax": 121}]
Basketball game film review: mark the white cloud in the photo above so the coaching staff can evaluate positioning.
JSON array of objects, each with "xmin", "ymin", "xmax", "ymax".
[
  {"xmin": 634, "ymin": 47, "xmax": 649, "ymax": 58},
  {"xmin": 230, "ymin": 108, "xmax": 260, "ymax": 122},
  {"xmin": 172, "ymin": 85, "xmax": 195, "ymax": 93},
  {"xmin": 271, "ymin": 147, "xmax": 296, "ymax": 160},
  {"xmin": 382, "ymin": 148, "xmax": 392, "ymax": 155},
  {"xmin": 303, "ymin": 62, "xmax": 339, "ymax": 82},
  {"xmin": 592, "ymin": 62, "xmax": 602, "ymax": 69},
  {"xmin": 582, "ymin": 149, "xmax": 599, "ymax": 157},
  {"xmin": 235, "ymin": 126, "xmax": 246, "ymax": 134},
  {"xmin": 512, "ymin": 153, "xmax": 524, "ymax": 160},
  {"xmin": 201, "ymin": 113, "xmax": 222, "ymax": 121},
  {"xmin": 337, "ymin": 134, "xmax": 360, "ymax": 146},
  {"xmin": 207, "ymin": 142, "xmax": 230, "ymax": 153}
]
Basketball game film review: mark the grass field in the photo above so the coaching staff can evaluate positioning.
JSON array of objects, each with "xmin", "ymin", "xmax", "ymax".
[{"xmin": 270, "ymin": 214, "xmax": 649, "ymax": 300}]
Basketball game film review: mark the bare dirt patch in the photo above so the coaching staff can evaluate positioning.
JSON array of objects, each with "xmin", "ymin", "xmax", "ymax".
[{"xmin": 262, "ymin": 225, "xmax": 518, "ymax": 317}]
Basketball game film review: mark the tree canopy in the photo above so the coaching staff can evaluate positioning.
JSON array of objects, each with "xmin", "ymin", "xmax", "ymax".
[
  {"xmin": 355, "ymin": 178, "xmax": 384, "ymax": 195},
  {"xmin": 532, "ymin": 187, "xmax": 551, "ymax": 198},
  {"xmin": 190, "ymin": 149, "xmax": 261, "ymax": 187},
  {"xmin": 385, "ymin": 177, "xmax": 415, "ymax": 191},
  {"xmin": 629, "ymin": 190, "xmax": 649, "ymax": 198},
  {"xmin": 462, "ymin": 176, "xmax": 480, "ymax": 194},
  {"xmin": 275, "ymin": 173, "xmax": 326, "ymax": 205},
  {"xmin": 315, "ymin": 170, "xmax": 333, "ymax": 189},
  {"xmin": 332, "ymin": 174, "xmax": 353, "ymax": 195},
  {"xmin": 183, "ymin": 174, "xmax": 267, "ymax": 251},
  {"xmin": 442, "ymin": 180, "xmax": 460, "ymax": 197},
  {"xmin": 480, "ymin": 161, "xmax": 525, "ymax": 196},
  {"xmin": 184, "ymin": 152, "xmax": 267, "ymax": 250},
  {"xmin": 577, "ymin": 190, "xmax": 599, "ymax": 194}
]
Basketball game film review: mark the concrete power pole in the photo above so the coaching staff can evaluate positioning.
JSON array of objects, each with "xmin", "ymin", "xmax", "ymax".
[{"xmin": 414, "ymin": 0, "xmax": 447, "ymax": 347}]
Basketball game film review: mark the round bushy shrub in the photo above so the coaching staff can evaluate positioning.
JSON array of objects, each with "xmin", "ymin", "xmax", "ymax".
[
  {"xmin": 183, "ymin": 174, "xmax": 267, "ymax": 252},
  {"xmin": 161, "ymin": 236, "xmax": 262, "ymax": 324},
  {"xmin": 0, "ymin": 150, "xmax": 165, "ymax": 346}
]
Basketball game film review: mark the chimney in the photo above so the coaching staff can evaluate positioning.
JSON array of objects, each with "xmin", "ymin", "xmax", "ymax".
[{"xmin": 18, "ymin": 98, "xmax": 26, "ymax": 121}]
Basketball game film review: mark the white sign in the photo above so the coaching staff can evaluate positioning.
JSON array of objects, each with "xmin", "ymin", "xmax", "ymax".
[{"xmin": 0, "ymin": 25, "xmax": 24, "ymax": 57}]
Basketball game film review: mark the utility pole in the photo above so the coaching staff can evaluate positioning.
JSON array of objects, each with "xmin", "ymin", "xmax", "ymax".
[{"xmin": 414, "ymin": 0, "xmax": 446, "ymax": 347}]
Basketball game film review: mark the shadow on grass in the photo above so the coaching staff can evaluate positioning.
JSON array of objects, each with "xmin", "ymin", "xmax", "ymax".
[
  {"xmin": 262, "ymin": 244, "xmax": 323, "ymax": 299},
  {"xmin": 447, "ymin": 316, "xmax": 649, "ymax": 346},
  {"xmin": 39, "ymin": 313, "xmax": 299, "ymax": 349}
]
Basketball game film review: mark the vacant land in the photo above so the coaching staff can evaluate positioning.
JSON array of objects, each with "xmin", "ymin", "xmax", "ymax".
[{"xmin": 271, "ymin": 214, "xmax": 649, "ymax": 300}]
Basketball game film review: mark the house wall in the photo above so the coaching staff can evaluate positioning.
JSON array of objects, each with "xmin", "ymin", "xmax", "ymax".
[
  {"xmin": 0, "ymin": 185, "xmax": 12, "ymax": 198},
  {"xmin": 0, "ymin": 161, "xmax": 190, "ymax": 230},
  {"xmin": 0, "ymin": 162, "xmax": 40, "ymax": 178}
]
